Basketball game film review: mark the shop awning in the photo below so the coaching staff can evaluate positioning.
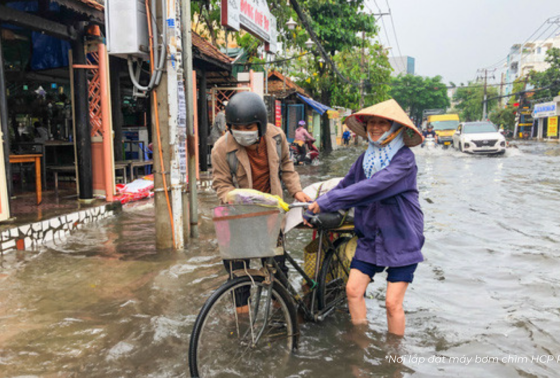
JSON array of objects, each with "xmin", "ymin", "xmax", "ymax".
[{"xmin": 297, "ymin": 94, "xmax": 333, "ymax": 115}]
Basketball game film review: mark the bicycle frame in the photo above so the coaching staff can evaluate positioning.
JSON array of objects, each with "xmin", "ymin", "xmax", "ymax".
[{"xmin": 270, "ymin": 227, "xmax": 351, "ymax": 322}]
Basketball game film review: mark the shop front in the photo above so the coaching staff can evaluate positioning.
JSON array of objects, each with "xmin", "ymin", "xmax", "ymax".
[
  {"xmin": 533, "ymin": 97, "xmax": 560, "ymax": 140},
  {"xmin": 0, "ymin": 1, "xmax": 116, "ymax": 223}
]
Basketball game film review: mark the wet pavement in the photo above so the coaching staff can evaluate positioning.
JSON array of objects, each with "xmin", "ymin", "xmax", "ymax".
[{"xmin": 1, "ymin": 141, "xmax": 560, "ymax": 377}]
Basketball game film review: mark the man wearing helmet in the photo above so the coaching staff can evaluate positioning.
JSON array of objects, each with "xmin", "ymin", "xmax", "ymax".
[
  {"xmin": 212, "ymin": 92, "xmax": 311, "ymax": 313},
  {"xmin": 422, "ymin": 123, "xmax": 438, "ymax": 143},
  {"xmin": 211, "ymin": 91, "xmax": 311, "ymax": 204}
]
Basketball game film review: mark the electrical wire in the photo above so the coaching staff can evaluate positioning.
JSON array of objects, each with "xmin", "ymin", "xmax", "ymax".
[
  {"xmin": 233, "ymin": 52, "xmax": 312, "ymax": 66},
  {"xmin": 128, "ymin": 0, "xmax": 167, "ymax": 93},
  {"xmin": 373, "ymin": 0, "xmax": 405, "ymax": 74},
  {"xmin": 385, "ymin": 0, "xmax": 407, "ymax": 73},
  {"xmin": 482, "ymin": 15, "xmax": 560, "ymax": 71}
]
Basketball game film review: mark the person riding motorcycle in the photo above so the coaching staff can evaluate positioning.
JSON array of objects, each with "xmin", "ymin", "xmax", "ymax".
[
  {"xmin": 422, "ymin": 124, "xmax": 438, "ymax": 147},
  {"xmin": 294, "ymin": 120, "xmax": 316, "ymax": 164}
]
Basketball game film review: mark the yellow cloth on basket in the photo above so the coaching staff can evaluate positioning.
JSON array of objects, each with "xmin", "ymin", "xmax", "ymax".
[{"xmin": 226, "ymin": 189, "xmax": 290, "ymax": 212}]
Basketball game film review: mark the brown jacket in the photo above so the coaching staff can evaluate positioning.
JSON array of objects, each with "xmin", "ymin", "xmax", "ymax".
[{"xmin": 211, "ymin": 124, "xmax": 303, "ymax": 203}]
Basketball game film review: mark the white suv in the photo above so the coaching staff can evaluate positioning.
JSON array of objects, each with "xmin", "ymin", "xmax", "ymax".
[{"xmin": 452, "ymin": 122, "xmax": 506, "ymax": 155}]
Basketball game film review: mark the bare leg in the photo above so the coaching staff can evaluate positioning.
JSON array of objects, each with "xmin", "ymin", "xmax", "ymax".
[
  {"xmin": 346, "ymin": 269, "xmax": 371, "ymax": 325},
  {"xmin": 385, "ymin": 281, "xmax": 409, "ymax": 336}
]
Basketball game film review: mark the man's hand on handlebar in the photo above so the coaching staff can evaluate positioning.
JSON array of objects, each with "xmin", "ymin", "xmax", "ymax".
[{"xmin": 294, "ymin": 191, "xmax": 312, "ymax": 202}]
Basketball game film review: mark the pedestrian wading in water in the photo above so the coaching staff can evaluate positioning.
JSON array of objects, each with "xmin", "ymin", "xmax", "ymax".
[{"xmin": 308, "ymin": 99, "xmax": 425, "ymax": 336}]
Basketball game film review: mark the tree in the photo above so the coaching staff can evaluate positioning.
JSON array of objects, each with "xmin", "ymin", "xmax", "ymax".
[
  {"xmin": 192, "ymin": 1, "xmax": 389, "ymax": 151},
  {"xmin": 285, "ymin": 0, "xmax": 384, "ymax": 152},
  {"xmin": 290, "ymin": 39, "xmax": 391, "ymax": 111},
  {"xmin": 529, "ymin": 47, "xmax": 560, "ymax": 99},
  {"xmin": 489, "ymin": 107, "xmax": 515, "ymax": 130},
  {"xmin": 453, "ymin": 83, "xmax": 499, "ymax": 121},
  {"xmin": 389, "ymin": 74, "xmax": 450, "ymax": 122}
]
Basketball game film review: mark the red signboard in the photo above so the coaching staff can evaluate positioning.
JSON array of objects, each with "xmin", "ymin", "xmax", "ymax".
[{"xmin": 275, "ymin": 100, "xmax": 282, "ymax": 128}]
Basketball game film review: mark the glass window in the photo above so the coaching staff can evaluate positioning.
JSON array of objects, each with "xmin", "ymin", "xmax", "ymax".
[
  {"xmin": 431, "ymin": 120, "xmax": 460, "ymax": 131},
  {"xmin": 463, "ymin": 123, "xmax": 498, "ymax": 134}
]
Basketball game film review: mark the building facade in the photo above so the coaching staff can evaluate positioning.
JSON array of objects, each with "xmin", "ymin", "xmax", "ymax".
[
  {"xmin": 389, "ymin": 56, "xmax": 415, "ymax": 76},
  {"xmin": 505, "ymin": 34, "xmax": 560, "ymax": 97}
]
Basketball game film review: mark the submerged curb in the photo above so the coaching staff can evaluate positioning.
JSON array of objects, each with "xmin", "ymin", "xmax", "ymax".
[{"xmin": 0, "ymin": 202, "xmax": 122, "ymax": 254}]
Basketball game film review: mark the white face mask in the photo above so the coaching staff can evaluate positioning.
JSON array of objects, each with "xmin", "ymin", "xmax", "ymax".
[
  {"xmin": 368, "ymin": 130, "xmax": 391, "ymax": 146},
  {"xmin": 231, "ymin": 130, "xmax": 259, "ymax": 146}
]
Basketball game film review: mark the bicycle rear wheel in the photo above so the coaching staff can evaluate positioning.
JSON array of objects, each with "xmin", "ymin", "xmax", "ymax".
[
  {"xmin": 189, "ymin": 275, "xmax": 298, "ymax": 378},
  {"xmin": 318, "ymin": 243, "xmax": 351, "ymax": 312}
]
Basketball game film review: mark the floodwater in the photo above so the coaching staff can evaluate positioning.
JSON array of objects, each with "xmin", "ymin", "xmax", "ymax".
[{"xmin": 1, "ymin": 141, "xmax": 560, "ymax": 377}]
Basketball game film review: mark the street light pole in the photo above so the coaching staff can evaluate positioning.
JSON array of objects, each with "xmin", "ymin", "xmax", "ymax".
[{"xmin": 482, "ymin": 69, "xmax": 488, "ymax": 120}]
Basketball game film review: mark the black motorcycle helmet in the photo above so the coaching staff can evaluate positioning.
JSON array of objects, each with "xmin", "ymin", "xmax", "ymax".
[{"xmin": 225, "ymin": 92, "xmax": 268, "ymax": 138}]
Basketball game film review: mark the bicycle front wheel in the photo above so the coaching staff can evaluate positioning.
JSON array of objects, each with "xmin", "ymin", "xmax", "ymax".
[
  {"xmin": 318, "ymin": 248, "xmax": 350, "ymax": 312},
  {"xmin": 189, "ymin": 275, "xmax": 298, "ymax": 378}
]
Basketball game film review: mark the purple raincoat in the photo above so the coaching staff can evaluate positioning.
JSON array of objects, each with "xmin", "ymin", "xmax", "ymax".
[{"xmin": 315, "ymin": 147, "xmax": 424, "ymax": 267}]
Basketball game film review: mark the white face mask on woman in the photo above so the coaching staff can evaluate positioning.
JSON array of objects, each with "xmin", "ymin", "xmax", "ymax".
[{"xmin": 231, "ymin": 130, "xmax": 259, "ymax": 146}]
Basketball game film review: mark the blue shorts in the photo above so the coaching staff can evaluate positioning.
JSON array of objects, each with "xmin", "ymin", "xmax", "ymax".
[{"xmin": 350, "ymin": 259, "xmax": 417, "ymax": 283}]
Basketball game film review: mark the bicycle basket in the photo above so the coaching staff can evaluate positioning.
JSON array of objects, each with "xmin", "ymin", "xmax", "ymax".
[{"xmin": 212, "ymin": 205, "xmax": 284, "ymax": 260}]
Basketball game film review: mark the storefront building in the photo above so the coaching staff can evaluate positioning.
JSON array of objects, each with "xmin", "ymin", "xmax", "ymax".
[{"xmin": 533, "ymin": 96, "xmax": 560, "ymax": 140}]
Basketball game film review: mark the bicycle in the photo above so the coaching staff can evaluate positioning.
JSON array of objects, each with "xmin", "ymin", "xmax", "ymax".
[{"xmin": 188, "ymin": 204, "xmax": 355, "ymax": 377}]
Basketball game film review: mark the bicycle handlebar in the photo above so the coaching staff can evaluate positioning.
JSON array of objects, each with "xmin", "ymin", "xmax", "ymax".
[{"xmin": 288, "ymin": 202, "xmax": 310, "ymax": 210}]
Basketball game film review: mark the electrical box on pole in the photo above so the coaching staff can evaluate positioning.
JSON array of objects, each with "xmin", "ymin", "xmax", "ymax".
[{"xmin": 105, "ymin": 0, "xmax": 149, "ymax": 59}]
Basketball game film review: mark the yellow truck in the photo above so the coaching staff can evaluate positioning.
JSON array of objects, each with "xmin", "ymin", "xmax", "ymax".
[{"xmin": 426, "ymin": 114, "xmax": 460, "ymax": 146}]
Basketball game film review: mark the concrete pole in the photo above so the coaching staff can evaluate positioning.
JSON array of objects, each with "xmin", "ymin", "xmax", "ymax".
[
  {"xmin": 181, "ymin": 0, "xmax": 199, "ymax": 239},
  {"xmin": 482, "ymin": 69, "xmax": 488, "ymax": 121},
  {"xmin": 153, "ymin": 2, "xmax": 173, "ymax": 250},
  {"xmin": 166, "ymin": 1, "xmax": 184, "ymax": 248}
]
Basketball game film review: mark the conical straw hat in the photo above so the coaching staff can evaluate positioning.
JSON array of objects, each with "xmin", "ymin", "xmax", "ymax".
[{"xmin": 345, "ymin": 99, "xmax": 424, "ymax": 147}]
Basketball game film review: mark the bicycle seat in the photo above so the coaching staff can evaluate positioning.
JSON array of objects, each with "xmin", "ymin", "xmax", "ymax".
[{"xmin": 306, "ymin": 212, "xmax": 345, "ymax": 230}]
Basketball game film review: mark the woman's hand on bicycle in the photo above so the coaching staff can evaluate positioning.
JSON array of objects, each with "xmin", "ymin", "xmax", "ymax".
[
  {"xmin": 308, "ymin": 202, "xmax": 321, "ymax": 214},
  {"xmin": 302, "ymin": 202, "xmax": 321, "ymax": 227}
]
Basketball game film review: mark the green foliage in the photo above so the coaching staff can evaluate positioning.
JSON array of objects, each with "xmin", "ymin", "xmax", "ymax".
[
  {"xmin": 507, "ymin": 78, "xmax": 527, "ymax": 106},
  {"xmin": 489, "ymin": 107, "xmax": 515, "ymax": 130},
  {"xmin": 453, "ymin": 83, "xmax": 499, "ymax": 121},
  {"xmin": 529, "ymin": 47, "xmax": 560, "ymax": 99},
  {"xmin": 192, "ymin": 0, "xmax": 390, "ymax": 112},
  {"xmin": 302, "ymin": 0, "xmax": 377, "ymax": 53},
  {"xmin": 389, "ymin": 74, "xmax": 450, "ymax": 122}
]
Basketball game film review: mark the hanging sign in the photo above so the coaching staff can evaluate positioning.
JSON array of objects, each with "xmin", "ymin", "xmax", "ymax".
[
  {"xmin": 548, "ymin": 116, "xmax": 558, "ymax": 137},
  {"xmin": 221, "ymin": 0, "xmax": 278, "ymax": 54},
  {"xmin": 275, "ymin": 100, "xmax": 282, "ymax": 128}
]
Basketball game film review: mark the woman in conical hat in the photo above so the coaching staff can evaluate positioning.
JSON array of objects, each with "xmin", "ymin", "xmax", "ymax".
[{"xmin": 308, "ymin": 99, "xmax": 425, "ymax": 336}]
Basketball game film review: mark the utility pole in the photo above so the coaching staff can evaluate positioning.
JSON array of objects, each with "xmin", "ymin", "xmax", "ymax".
[
  {"xmin": 180, "ymin": 0, "xmax": 199, "ymax": 239},
  {"xmin": 478, "ymin": 68, "xmax": 495, "ymax": 121},
  {"xmin": 360, "ymin": 31, "xmax": 365, "ymax": 109},
  {"xmin": 482, "ymin": 69, "xmax": 488, "ymax": 120},
  {"xmin": 152, "ymin": 0, "xmax": 184, "ymax": 249},
  {"xmin": 167, "ymin": 1, "xmax": 185, "ymax": 248},
  {"xmin": 356, "ymin": 31, "xmax": 366, "ymax": 146},
  {"xmin": 499, "ymin": 72, "xmax": 505, "ymax": 108}
]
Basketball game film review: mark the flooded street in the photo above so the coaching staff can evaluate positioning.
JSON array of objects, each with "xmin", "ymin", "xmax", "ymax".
[{"xmin": 2, "ymin": 142, "xmax": 560, "ymax": 377}]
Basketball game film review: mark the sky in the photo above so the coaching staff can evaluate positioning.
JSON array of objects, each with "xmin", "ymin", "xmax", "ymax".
[{"xmin": 366, "ymin": 0, "xmax": 560, "ymax": 86}]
